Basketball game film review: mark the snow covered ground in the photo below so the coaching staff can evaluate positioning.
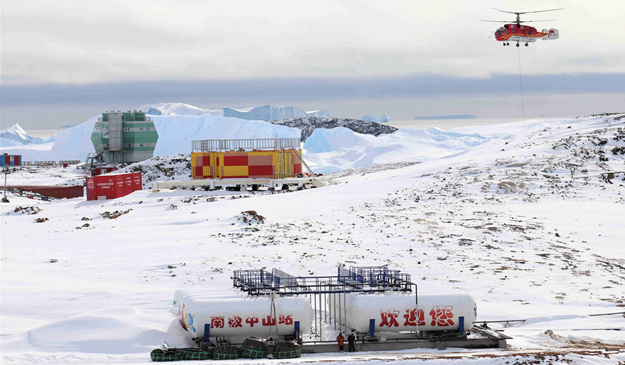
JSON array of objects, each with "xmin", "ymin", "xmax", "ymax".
[{"xmin": 1, "ymin": 113, "xmax": 624, "ymax": 364}]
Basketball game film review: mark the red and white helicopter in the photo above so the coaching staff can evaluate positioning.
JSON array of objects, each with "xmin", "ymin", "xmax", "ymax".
[{"xmin": 482, "ymin": 8, "xmax": 563, "ymax": 47}]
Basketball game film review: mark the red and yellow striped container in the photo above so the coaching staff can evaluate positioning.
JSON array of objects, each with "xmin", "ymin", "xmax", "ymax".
[{"xmin": 191, "ymin": 150, "xmax": 303, "ymax": 180}]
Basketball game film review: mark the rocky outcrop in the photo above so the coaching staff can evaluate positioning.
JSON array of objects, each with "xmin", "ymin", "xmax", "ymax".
[{"xmin": 269, "ymin": 117, "xmax": 398, "ymax": 142}]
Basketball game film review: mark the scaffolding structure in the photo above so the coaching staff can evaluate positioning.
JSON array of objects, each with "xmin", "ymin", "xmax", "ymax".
[
  {"xmin": 232, "ymin": 266, "xmax": 415, "ymax": 340},
  {"xmin": 192, "ymin": 138, "xmax": 301, "ymax": 152},
  {"xmin": 233, "ymin": 266, "xmax": 412, "ymax": 295}
]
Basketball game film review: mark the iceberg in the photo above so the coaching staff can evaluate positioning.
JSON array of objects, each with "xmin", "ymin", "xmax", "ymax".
[
  {"xmin": 0, "ymin": 124, "xmax": 35, "ymax": 146},
  {"xmin": 139, "ymin": 103, "xmax": 223, "ymax": 117},
  {"xmin": 361, "ymin": 114, "xmax": 391, "ymax": 123},
  {"xmin": 223, "ymin": 105, "xmax": 330, "ymax": 121},
  {"xmin": 0, "ymin": 137, "xmax": 27, "ymax": 148},
  {"xmin": 303, "ymin": 126, "xmax": 488, "ymax": 173},
  {"xmin": 0, "ymin": 124, "xmax": 56, "ymax": 147},
  {"xmin": 149, "ymin": 115, "xmax": 300, "ymax": 157}
]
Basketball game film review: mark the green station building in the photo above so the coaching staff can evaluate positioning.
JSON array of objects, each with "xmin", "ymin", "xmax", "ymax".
[{"xmin": 91, "ymin": 110, "xmax": 159, "ymax": 164}]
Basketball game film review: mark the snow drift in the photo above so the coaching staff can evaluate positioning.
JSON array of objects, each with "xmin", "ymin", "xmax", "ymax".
[{"xmin": 3, "ymin": 307, "xmax": 165, "ymax": 354}]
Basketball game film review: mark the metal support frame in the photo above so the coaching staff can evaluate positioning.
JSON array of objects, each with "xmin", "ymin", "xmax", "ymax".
[
  {"xmin": 231, "ymin": 265, "xmax": 415, "ymax": 340},
  {"xmin": 192, "ymin": 138, "xmax": 301, "ymax": 153},
  {"xmin": 232, "ymin": 266, "xmax": 412, "ymax": 296}
]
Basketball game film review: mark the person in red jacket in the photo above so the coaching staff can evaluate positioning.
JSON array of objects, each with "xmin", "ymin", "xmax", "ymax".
[{"xmin": 336, "ymin": 333, "xmax": 345, "ymax": 352}]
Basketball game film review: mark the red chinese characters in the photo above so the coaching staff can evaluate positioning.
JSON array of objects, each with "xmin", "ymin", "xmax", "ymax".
[
  {"xmin": 279, "ymin": 315, "xmax": 293, "ymax": 325},
  {"xmin": 429, "ymin": 305, "xmax": 454, "ymax": 327},
  {"xmin": 228, "ymin": 316, "xmax": 243, "ymax": 328},
  {"xmin": 379, "ymin": 310, "xmax": 400, "ymax": 327},
  {"xmin": 211, "ymin": 316, "xmax": 225, "ymax": 328},
  {"xmin": 245, "ymin": 316, "xmax": 259, "ymax": 327},
  {"xmin": 262, "ymin": 315, "xmax": 276, "ymax": 326},
  {"xmin": 207, "ymin": 314, "xmax": 294, "ymax": 329},
  {"xmin": 403, "ymin": 308, "xmax": 426, "ymax": 327}
]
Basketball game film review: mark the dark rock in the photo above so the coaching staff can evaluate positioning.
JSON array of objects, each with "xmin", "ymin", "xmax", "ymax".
[{"xmin": 268, "ymin": 117, "xmax": 398, "ymax": 142}]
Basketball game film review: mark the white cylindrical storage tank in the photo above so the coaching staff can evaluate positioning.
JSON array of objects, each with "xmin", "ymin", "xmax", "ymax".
[
  {"xmin": 174, "ymin": 290, "xmax": 313, "ymax": 340},
  {"xmin": 346, "ymin": 289, "xmax": 476, "ymax": 333}
]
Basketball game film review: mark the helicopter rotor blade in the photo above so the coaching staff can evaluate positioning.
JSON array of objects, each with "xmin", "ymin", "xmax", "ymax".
[
  {"xmin": 520, "ymin": 19, "xmax": 558, "ymax": 23},
  {"xmin": 491, "ymin": 8, "xmax": 520, "ymax": 15},
  {"xmin": 518, "ymin": 8, "xmax": 564, "ymax": 15},
  {"xmin": 480, "ymin": 19, "xmax": 558, "ymax": 23},
  {"xmin": 491, "ymin": 7, "xmax": 563, "ymax": 15}
]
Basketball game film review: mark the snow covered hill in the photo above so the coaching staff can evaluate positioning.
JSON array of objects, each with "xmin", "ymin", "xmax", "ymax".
[
  {"xmin": 224, "ymin": 105, "xmax": 330, "ymax": 120},
  {"xmin": 1, "ymin": 113, "xmax": 624, "ymax": 364}
]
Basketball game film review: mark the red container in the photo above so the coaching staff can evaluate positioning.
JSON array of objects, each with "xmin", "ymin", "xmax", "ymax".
[
  {"xmin": 86, "ymin": 178, "xmax": 96, "ymax": 201},
  {"xmin": 133, "ymin": 173, "xmax": 142, "ymax": 190},
  {"xmin": 116, "ymin": 175, "xmax": 126, "ymax": 196},
  {"xmin": 224, "ymin": 154, "xmax": 248, "ymax": 166},
  {"xmin": 248, "ymin": 165, "xmax": 274, "ymax": 177},
  {"xmin": 86, "ymin": 172, "xmax": 142, "ymax": 201},
  {"xmin": 124, "ymin": 174, "xmax": 133, "ymax": 195},
  {"xmin": 92, "ymin": 175, "xmax": 118, "ymax": 200},
  {"xmin": 8, "ymin": 185, "xmax": 84, "ymax": 199}
]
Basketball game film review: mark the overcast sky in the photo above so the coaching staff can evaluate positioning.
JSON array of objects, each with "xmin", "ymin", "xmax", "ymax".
[{"xmin": 1, "ymin": 0, "xmax": 624, "ymax": 129}]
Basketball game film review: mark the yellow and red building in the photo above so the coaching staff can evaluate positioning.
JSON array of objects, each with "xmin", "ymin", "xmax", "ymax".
[{"xmin": 191, "ymin": 138, "xmax": 303, "ymax": 180}]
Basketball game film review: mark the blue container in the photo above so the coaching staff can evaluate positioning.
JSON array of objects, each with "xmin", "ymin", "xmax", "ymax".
[{"xmin": 1, "ymin": 155, "xmax": 22, "ymax": 167}]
